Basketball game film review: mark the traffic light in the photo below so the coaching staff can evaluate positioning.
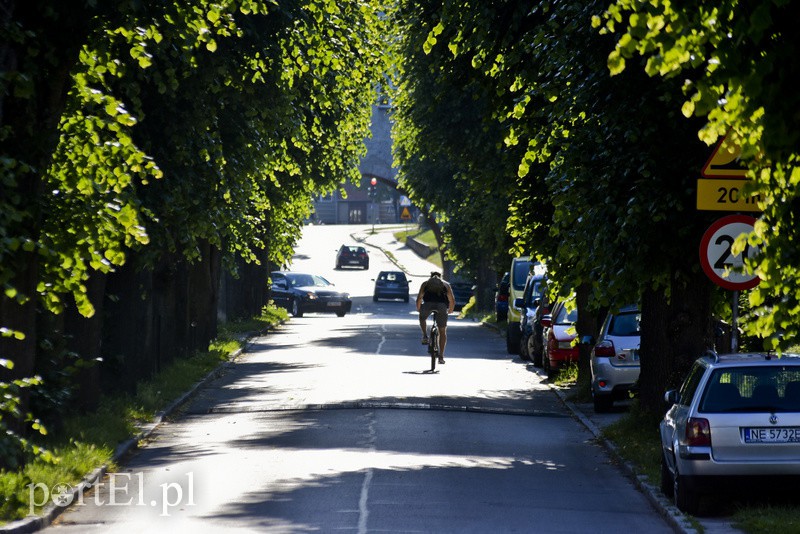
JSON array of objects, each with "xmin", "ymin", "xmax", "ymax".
[{"xmin": 368, "ymin": 177, "xmax": 377, "ymax": 198}]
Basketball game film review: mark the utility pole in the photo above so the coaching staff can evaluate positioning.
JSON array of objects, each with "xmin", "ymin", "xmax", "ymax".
[{"xmin": 369, "ymin": 177, "xmax": 377, "ymax": 233}]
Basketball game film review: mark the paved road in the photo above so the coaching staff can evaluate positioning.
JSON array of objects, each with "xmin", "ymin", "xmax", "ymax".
[{"xmin": 38, "ymin": 224, "xmax": 679, "ymax": 533}]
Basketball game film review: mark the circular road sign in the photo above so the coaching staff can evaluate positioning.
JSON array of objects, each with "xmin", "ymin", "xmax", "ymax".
[{"xmin": 699, "ymin": 214, "xmax": 761, "ymax": 291}]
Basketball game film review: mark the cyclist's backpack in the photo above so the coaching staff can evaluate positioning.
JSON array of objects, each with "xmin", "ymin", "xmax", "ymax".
[{"xmin": 426, "ymin": 275, "xmax": 446, "ymax": 296}]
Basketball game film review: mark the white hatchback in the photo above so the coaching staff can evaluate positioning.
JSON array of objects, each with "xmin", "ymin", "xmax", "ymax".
[
  {"xmin": 589, "ymin": 305, "xmax": 640, "ymax": 412},
  {"xmin": 660, "ymin": 352, "xmax": 800, "ymax": 515}
]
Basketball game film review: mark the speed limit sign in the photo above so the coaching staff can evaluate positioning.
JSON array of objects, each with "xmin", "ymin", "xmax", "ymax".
[{"xmin": 699, "ymin": 214, "xmax": 761, "ymax": 290}]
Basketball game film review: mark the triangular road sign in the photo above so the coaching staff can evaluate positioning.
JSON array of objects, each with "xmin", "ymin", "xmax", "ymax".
[{"xmin": 701, "ymin": 135, "xmax": 748, "ymax": 179}]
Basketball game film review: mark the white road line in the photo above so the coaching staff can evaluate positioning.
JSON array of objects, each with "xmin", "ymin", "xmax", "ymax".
[
  {"xmin": 357, "ymin": 415, "xmax": 377, "ymax": 534},
  {"xmin": 376, "ymin": 323, "xmax": 387, "ymax": 354}
]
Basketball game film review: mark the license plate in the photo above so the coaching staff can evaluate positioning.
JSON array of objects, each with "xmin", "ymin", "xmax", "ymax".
[
  {"xmin": 327, "ymin": 302, "xmax": 342, "ymax": 307},
  {"xmin": 743, "ymin": 427, "xmax": 800, "ymax": 443}
]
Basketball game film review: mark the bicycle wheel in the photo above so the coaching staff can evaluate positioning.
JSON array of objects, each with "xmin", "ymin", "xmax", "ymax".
[{"xmin": 429, "ymin": 324, "xmax": 439, "ymax": 371}]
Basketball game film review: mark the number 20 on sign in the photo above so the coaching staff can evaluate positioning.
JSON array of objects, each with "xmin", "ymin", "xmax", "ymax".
[{"xmin": 699, "ymin": 215, "xmax": 761, "ymax": 291}]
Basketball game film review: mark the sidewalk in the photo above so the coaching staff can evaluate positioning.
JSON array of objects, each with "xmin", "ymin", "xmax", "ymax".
[{"xmin": 351, "ymin": 225, "xmax": 439, "ymax": 278}]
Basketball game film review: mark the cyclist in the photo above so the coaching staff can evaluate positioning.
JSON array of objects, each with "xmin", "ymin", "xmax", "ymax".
[{"xmin": 416, "ymin": 271, "xmax": 456, "ymax": 364}]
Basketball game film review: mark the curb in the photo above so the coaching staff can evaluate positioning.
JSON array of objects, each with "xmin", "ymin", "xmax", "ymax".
[
  {"xmin": 550, "ymin": 387, "xmax": 696, "ymax": 534},
  {"xmin": 351, "ymin": 231, "xmax": 431, "ymax": 278}
]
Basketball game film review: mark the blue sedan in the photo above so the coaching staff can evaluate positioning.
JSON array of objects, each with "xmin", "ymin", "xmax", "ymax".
[{"xmin": 373, "ymin": 271, "xmax": 410, "ymax": 302}]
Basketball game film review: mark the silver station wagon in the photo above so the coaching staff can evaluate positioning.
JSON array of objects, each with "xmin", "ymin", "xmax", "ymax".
[{"xmin": 660, "ymin": 352, "xmax": 800, "ymax": 515}]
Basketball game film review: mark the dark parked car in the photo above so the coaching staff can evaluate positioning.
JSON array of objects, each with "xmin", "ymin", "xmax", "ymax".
[
  {"xmin": 373, "ymin": 271, "xmax": 410, "ymax": 302},
  {"xmin": 495, "ymin": 272, "xmax": 510, "ymax": 321},
  {"xmin": 526, "ymin": 290, "xmax": 551, "ymax": 368},
  {"xmin": 270, "ymin": 271, "xmax": 352, "ymax": 317},
  {"xmin": 335, "ymin": 245, "xmax": 369, "ymax": 269},
  {"xmin": 515, "ymin": 273, "xmax": 546, "ymax": 362},
  {"xmin": 450, "ymin": 277, "xmax": 475, "ymax": 311}
]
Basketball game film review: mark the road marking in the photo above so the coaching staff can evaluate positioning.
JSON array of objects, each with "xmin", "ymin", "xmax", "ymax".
[
  {"xmin": 376, "ymin": 324, "xmax": 387, "ymax": 354},
  {"xmin": 358, "ymin": 415, "xmax": 377, "ymax": 534}
]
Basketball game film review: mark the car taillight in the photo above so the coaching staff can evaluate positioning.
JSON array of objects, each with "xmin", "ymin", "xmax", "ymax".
[
  {"xmin": 593, "ymin": 339, "xmax": 615, "ymax": 358},
  {"xmin": 686, "ymin": 418, "xmax": 711, "ymax": 446}
]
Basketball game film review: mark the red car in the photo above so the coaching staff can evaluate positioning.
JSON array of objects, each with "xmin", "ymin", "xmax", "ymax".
[{"xmin": 541, "ymin": 301, "xmax": 578, "ymax": 377}]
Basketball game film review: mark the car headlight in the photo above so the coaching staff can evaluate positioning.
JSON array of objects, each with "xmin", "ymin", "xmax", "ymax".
[{"xmin": 305, "ymin": 292, "xmax": 318, "ymax": 300}]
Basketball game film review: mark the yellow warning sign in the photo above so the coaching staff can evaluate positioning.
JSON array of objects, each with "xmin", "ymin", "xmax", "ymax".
[
  {"xmin": 696, "ymin": 179, "xmax": 761, "ymax": 212},
  {"xmin": 400, "ymin": 206, "xmax": 412, "ymax": 220},
  {"xmin": 701, "ymin": 135, "xmax": 748, "ymax": 179}
]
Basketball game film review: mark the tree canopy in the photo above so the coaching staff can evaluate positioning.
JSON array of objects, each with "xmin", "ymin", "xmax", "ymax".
[
  {"xmin": 1, "ymin": 0, "xmax": 386, "ymax": 464},
  {"xmin": 599, "ymin": 0, "xmax": 800, "ymax": 350},
  {"xmin": 389, "ymin": 0, "xmax": 799, "ymax": 411}
]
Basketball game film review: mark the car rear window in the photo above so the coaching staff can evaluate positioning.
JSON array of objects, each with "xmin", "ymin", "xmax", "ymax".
[
  {"xmin": 379, "ymin": 272, "xmax": 405, "ymax": 282},
  {"xmin": 554, "ymin": 304, "xmax": 577, "ymax": 324},
  {"xmin": 607, "ymin": 311, "xmax": 641, "ymax": 336},
  {"xmin": 528, "ymin": 280, "xmax": 543, "ymax": 300},
  {"xmin": 512, "ymin": 261, "xmax": 532, "ymax": 290},
  {"xmin": 699, "ymin": 365, "xmax": 800, "ymax": 413}
]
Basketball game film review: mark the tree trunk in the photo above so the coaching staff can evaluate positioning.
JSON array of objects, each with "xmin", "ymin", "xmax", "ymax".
[
  {"xmin": 102, "ymin": 260, "xmax": 155, "ymax": 394},
  {"xmin": 187, "ymin": 242, "xmax": 221, "ymax": 353},
  {"xmin": 574, "ymin": 283, "xmax": 605, "ymax": 396},
  {"xmin": 63, "ymin": 272, "xmax": 107, "ymax": 411},
  {"xmin": 638, "ymin": 273, "xmax": 715, "ymax": 414},
  {"xmin": 475, "ymin": 258, "xmax": 495, "ymax": 312},
  {"xmin": 221, "ymin": 252, "xmax": 269, "ymax": 322}
]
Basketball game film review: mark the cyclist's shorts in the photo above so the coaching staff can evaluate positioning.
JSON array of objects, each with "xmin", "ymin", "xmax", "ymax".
[{"xmin": 420, "ymin": 302, "xmax": 448, "ymax": 327}]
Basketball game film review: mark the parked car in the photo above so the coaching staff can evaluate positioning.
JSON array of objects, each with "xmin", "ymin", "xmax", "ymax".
[
  {"xmin": 450, "ymin": 277, "xmax": 475, "ymax": 311},
  {"xmin": 515, "ymin": 273, "xmax": 546, "ymax": 362},
  {"xmin": 541, "ymin": 300, "xmax": 578, "ymax": 377},
  {"xmin": 527, "ymin": 292, "xmax": 552, "ymax": 368},
  {"xmin": 270, "ymin": 271, "xmax": 352, "ymax": 317},
  {"xmin": 506, "ymin": 257, "xmax": 534, "ymax": 354},
  {"xmin": 335, "ymin": 245, "xmax": 369, "ymax": 269},
  {"xmin": 373, "ymin": 271, "xmax": 410, "ymax": 302},
  {"xmin": 495, "ymin": 272, "xmax": 510, "ymax": 322},
  {"xmin": 589, "ymin": 305, "xmax": 641, "ymax": 413},
  {"xmin": 660, "ymin": 352, "xmax": 800, "ymax": 515}
]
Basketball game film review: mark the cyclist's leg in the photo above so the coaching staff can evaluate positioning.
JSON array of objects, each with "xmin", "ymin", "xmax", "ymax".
[
  {"xmin": 419, "ymin": 303, "xmax": 431, "ymax": 343},
  {"xmin": 435, "ymin": 304, "xmax": 448, "ymax": 362}
]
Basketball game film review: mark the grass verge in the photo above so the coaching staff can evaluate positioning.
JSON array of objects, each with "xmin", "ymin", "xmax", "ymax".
[
  {"xmin": 0, "ymin": 304, "xmax": 287, "ymax": 524},
  {"xmin": 594, "ymin": 399, "xmax": 800, "ymax": 533},
  {"xmin": 599, "ymin": 403, "xmax": 663, "ymax": 483},
  {"xmin": 393, "ymin": 228, "xmax": 442, "ymax": 268}
]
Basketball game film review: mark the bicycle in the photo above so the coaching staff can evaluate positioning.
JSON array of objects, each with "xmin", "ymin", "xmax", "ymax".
[{"xmin": 427, "ymin": 310, "xmax": 440, "ymax": 372}]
